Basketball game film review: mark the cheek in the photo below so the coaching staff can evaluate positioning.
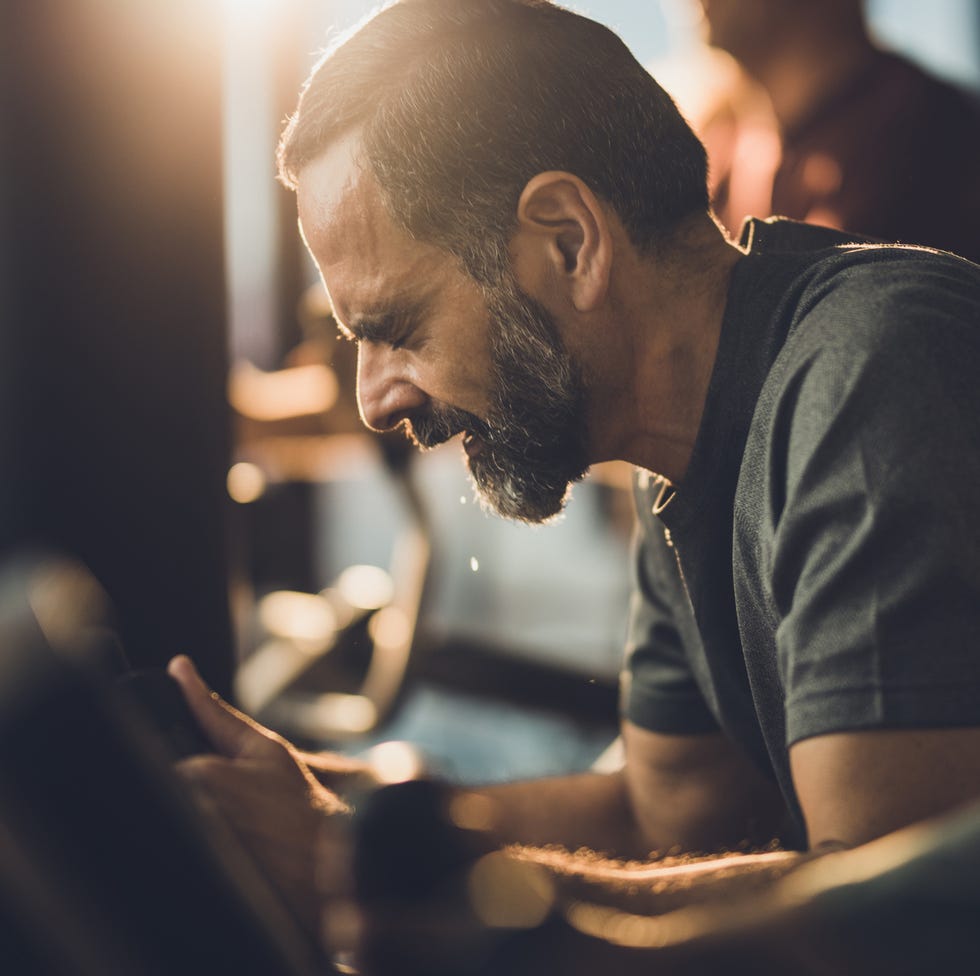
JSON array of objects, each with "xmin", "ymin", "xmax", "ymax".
[
  {"xmin": 441, "ymin": 375, "xmax": 492, "ymax": 419},
  {"xmin": 412, "ymin": 342, "xmax": 492, "ymax": 413}
]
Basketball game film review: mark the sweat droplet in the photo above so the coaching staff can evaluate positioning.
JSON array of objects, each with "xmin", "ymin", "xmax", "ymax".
[{"xmin": 470, "ymin": 557, "xmax": 479, "ymax": 572}]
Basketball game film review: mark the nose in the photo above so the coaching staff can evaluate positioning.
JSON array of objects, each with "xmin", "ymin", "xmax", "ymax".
[{"xmin": 355, "ymin": 343, "xmax": 427, "ymax": 432}]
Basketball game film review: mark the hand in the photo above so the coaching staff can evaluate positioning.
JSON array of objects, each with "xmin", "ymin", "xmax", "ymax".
[{"xmin": 167, "ymin": 655, "xmax": 353, "ymax": 936}]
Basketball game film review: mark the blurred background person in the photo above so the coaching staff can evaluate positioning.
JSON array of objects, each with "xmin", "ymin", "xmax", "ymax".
[{"xmin": 682, "ymin": 0, "xmax": 980, "ymax": 260}]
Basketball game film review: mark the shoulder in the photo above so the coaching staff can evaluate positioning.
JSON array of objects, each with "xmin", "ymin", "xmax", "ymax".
[
  {"xmin": 747, "ymin": 246, "xmax": 980, "ymax": 517},
  {"xmin": 789, "ymin": 244, "xmax": 980, "ymax": 322},
  {"xmin": 772, "ymin": 245, "xmax": 980, "ymax": 393}
]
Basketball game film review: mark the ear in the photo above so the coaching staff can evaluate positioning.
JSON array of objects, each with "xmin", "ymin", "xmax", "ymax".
[{"xmin": 511, "ymin": 171, "xmax": 612, "ymax": 313}]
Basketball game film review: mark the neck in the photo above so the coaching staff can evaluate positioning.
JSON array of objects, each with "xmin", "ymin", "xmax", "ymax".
[{"xmin": 593, "ymin": 213, "xmax": 741, "ymax": 485}]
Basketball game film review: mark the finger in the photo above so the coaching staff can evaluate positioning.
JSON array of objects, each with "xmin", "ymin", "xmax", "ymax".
[{"xmin": 167, "ymin": 655, "xmax": 282, "ymax": 760}]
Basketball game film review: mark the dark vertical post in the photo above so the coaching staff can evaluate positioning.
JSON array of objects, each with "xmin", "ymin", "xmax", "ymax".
[{"xmin": 0, "ymin": 0, "xmax": 234, "ymax": 693}]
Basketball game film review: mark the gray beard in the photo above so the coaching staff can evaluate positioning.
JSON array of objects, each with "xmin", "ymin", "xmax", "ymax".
[{"xmin": 407, "ymin": 273, "xmax": 590, "ymax": 523}]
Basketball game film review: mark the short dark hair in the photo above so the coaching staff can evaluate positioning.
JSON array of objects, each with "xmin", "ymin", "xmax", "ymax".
[{"xmin": 277, "ymin": 0, "xmax": 709, "ymax": 282}]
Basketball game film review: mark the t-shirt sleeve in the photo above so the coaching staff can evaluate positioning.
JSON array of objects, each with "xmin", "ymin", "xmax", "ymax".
[
  {"xmin": 767, "ymin": 263, "xmax": 980, "ymax": 746},
  {"xmin": 621, "ymin": 480, "xmax": 720, "ymax": 734}
]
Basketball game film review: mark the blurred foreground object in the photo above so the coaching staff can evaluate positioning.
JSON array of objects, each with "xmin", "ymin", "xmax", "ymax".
[
  {"xmin": 346, "ymin": 776, "xmax": 980, "ymax": 975},
  {"xmin": 0, "ymin": 552, "xmax": 333, "ymax": 975},
  {"xmin": 0, "ymin": 0, "xmax": 234, "ymax": 691}
]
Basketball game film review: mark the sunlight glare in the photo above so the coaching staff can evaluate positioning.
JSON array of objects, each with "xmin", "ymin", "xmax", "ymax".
[
  {"xmin": 258, "ymin": 590, "xmax": 337, "ymax": 647},
  {"xmin": 336, "ymin": 564, "xmax": 394, "ymax": 611},
  {"xmin": 366, "ymin": 740, "xmax": 424, "ymax": 784},
  {"xmin": 227, "ymin": 461, "xmax": 267, "ymax": 503}
]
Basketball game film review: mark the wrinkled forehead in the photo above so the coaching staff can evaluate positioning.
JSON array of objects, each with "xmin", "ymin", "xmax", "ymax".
[{"xmin": 296, "ymin": 134, "xmax": 389, "ymax": 265}]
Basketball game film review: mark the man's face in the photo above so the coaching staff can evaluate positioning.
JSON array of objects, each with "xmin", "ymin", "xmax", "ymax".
[{"xmin": 297, "ymin": 140, "xmax": 590, "ymax": 523}]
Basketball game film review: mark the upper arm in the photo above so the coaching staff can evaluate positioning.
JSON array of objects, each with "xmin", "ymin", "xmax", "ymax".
[
  {"xmin": 791, "ymin": 726, "xmax": 980, "ymax": 848},
  {"xmin": 622, "ymin": 720, "xmax": 788, "ymax": 854},
  {"xmin": 766, "ymin": 274, "xmax": 980, "ymax": 831}
]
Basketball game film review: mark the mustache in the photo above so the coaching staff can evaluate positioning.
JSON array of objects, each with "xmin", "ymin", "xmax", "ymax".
[{"xmin": 404, "ymin": 402, "xmax": 490, "ymax": 449}]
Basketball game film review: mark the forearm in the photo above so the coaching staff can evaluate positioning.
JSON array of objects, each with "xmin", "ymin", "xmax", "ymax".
[
  {"xmin": 477, "ymin": 729, "xmax": 789, "ymax": 858},
  {"xmin": 353, "ymin": 784, "xmax": 809, "ymax": 976},
  {"xmin": 508, "ymin": 843, "xmax": 805, "ymax": 917},
  {"xmin": 298, "ymin": 753, "xmax": 650, "ymax": 856},
  {"xmin": 473, "ymin": 847, "xmax": 817, "ymax": 976},
  {"xmin": 480, "ymin": 769, "xmax": 649, "ymax": 857}
]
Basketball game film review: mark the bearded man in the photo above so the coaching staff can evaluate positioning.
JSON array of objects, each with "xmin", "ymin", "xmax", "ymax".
[{"xmin": 170, "ymin": 2, "xmax": 980, "ymax": 971}]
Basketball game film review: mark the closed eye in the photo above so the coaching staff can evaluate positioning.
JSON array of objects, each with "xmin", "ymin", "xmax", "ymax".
[{"xmin": 347, "ymin": 305, "xmax": 421, "ymax": 350}]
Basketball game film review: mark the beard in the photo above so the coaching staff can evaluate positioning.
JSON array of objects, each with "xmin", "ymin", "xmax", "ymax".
[{"xmin": 407, "ymin": 272, "xmax": 590, "ymax": 523}]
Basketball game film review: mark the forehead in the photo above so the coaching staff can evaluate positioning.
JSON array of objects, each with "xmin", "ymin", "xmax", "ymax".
[
  {"xmin": 296, "ymin": 136, "xmax": 387, "ymax": 268},
  {"xmin": 296, "ymin": 137, "xmax": 459, "ymax": 322}
]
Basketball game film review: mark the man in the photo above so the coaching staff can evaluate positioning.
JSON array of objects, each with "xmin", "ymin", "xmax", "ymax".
[
  {"xmin": 170, "ymin": 0, "xmax": 980, "ymax": 969},
  {"xmin": 692, "ymin": 0, "xmax": 980, "ymax": 260}
]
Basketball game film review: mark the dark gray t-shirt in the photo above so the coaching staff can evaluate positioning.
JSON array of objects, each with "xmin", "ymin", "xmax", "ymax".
[{"xmin": 622, "ymin": 218, "xmax": 980, "ymax": 846}]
